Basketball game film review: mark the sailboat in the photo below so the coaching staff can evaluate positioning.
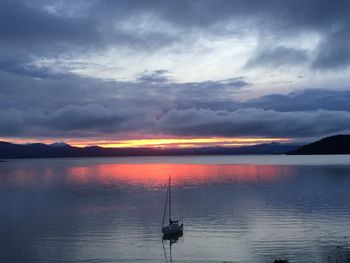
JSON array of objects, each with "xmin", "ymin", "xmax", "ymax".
[{"xmin": 162, "ymin": 175, "xmax": 183, "ymax": 238}]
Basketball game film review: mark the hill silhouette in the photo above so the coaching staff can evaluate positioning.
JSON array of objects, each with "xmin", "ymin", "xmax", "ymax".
[
  {"xmin": 288, "ymin": 135, "xmax": 350, "ymax": 155},
  {"xmin": 0, "ymin": 141, "xmax": 299, "ymax": 159}
]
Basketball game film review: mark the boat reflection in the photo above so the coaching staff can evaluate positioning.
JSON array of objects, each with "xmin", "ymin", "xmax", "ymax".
[{"xmin": 162, "ymin": 235, "xmax": 182, "ymax": 263}]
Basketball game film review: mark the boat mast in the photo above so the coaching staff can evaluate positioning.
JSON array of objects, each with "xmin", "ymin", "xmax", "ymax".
[
  {"xmin": 169, "ymin": 174, "xmax": 172, "ymax": 222},
  {"xmin": 162, "ymin": 186, "xmax": 169, "ymax": 227}
]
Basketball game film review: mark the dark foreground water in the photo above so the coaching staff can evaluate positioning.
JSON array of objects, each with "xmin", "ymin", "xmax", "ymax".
[{"xmin": 1, "ymin": 155, "xmax": 350, "ymax": 263}]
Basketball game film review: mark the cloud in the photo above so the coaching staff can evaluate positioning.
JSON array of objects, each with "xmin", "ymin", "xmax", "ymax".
[
  {"xmin": 311, "ymin": 27, "xmax": 350, "ymax": 70},
  {"xmin": 246, "ymin": 89, "xmax": 350, "ymax": 112},
  {"xmin": 155, "ymin": 108, "xmax": 350, "ymax": 138},
  {"xmin": 136, "ymin": 70, "xmax": 172, "ymax": 83},
  {"xmin": 2, "ymin": 0, "xmax": 350, "ymax": 142},
  {"xmin": 200, "ymin": 77, "xmax": 251, "ymax": 89},
  {"xmin": 4, "ymin": 104, "xmax": 350, "ymax": 139},
  {"xmin": 3, "ymin": 0, "xmax": 350, "ymax": 74},
  {"xmin": 0, "ymin": 0, "xmax": 99, "ymax": 52},
  {"xmin": 246, "ymin": 46, "xmax": 309, "ymax": 68},
  {"xmin": 1, "ymin": 66, "xmax": 350, "ymax": 140}
]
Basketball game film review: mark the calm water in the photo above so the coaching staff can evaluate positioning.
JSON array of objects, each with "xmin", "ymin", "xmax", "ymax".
[{"xmin": 1, "ymin": 155, "xmax": 350, "ymax": 263}]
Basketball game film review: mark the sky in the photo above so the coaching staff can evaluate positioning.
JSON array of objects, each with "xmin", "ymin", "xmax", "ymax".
[{"xmin": 1, "ymin": 0, "xmax": 350, "ymax": 148}]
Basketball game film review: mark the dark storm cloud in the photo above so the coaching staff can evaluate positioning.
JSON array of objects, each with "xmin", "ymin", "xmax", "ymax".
[
  {"xmin": 185, "ymin": 88, "xmax": 350, "ymax": 113},
  {"xmin": 1, "ymin": 67, "xmax": 350, "ymax": 139},
  {"xmin": 2, "ymin": 0, "xmax": 350, "ymax": 72},
  {"xmin": 0, "ymin": 0, "xmax": 176, "ymax": 79},
  {"xmin": 166, "ymin": 77, "xmax": 250, "ymax": 104},
  {"xmin": 311, "ymin": 27, "xmax": 350, "ymax": 70},
  {"xmin": 2, "ymin": 0, "xmax": 350, "ymax": 141},
  {"xmin": 93, "ymin": 0, "xmax": 350, "ymax": 70},
  {"xmin": 0, "ymin": 0, "xmax": 180, "ymax": 52},
  {"xmin": 0, "ymin": 56, "xmax": 55, "ymax": 79},
  {"xmin": 246, "ymin": 89, "xmax": 350, "ymax": 112},
  {"xmin": 95, "ymin": 0, "xmax": 346, "ymax": 32},
  {"xmin": 0, "ymin": 0, "xmax": 99, "ymax": 52},
  {"xmin": 155, "ymin": 108, "xmax": 350, "ymax": 138}
]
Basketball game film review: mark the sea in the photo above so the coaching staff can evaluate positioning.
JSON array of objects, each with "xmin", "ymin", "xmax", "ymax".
[{"xmin": 1, "ymin": 155, "xmax": 350, "ymax": 263}]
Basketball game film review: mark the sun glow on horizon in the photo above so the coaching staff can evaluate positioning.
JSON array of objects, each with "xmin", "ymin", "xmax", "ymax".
[
  {"xmin": 86, "ymin": 137, "xmax": 292, "ymax": 148},
  {"xmin": 1, "ymin": 137, "xmax": 292, "ymax": 148}
]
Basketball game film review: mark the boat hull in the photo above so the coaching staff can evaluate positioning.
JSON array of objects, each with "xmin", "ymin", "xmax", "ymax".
[{"xmin": 162, "ymin": 223, "xmax": 183, "ymax": 238}]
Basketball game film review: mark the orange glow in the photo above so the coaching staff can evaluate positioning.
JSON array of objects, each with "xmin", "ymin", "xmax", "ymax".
[
  {"xmin": 72, "ymin": 137, "xmax": 291, "ymax": 148},
  {"xmin": 0, "ymin": 136, "xmax": 292, "ymax": 148},
  {"xmin": 0, "ymin": 162, "xmax": 295, "ymax": 188},
  {"xmin": 67, "ymin": 163, "xmax": 294, "ymax": 188}
]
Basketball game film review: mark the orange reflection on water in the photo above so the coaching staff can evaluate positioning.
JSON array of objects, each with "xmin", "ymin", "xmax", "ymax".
[{"xmin": 67, "ymin": 163, "xmax": 294, "ymax": 188}]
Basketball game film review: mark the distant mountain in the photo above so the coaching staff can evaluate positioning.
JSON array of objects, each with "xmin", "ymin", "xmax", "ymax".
[
  {"xmin": 0, "ymin": 141, "xmax": 300, "ymax": 159},
  {"xmin": 288, "ymin": 135, "xmax": 350, "ymax": 155},
  {"xmin": 49, "ymin": 142, "xmax": 72, "ymax": 148}
]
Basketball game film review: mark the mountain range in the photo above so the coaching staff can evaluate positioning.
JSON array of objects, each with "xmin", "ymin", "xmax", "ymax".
[
  {"xmin": 2, "ymin": 134, "xmax": 349, "ymax": 159},
  {"xmin": 0, "ymin": 141, "xmax": 300, "ymax": 159}
]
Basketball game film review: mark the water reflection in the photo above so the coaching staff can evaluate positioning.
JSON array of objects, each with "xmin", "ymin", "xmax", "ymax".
[
  {"xmin": 0, "ymin": 162, "xmax": 295, "ymax": 188},
  {"xmin": 67, "ymin": 163, "xmax": 295, "ymax": 188},
  {"xmin": 1, "ymin": 157, "xmax": 350, "ymax": 263}
]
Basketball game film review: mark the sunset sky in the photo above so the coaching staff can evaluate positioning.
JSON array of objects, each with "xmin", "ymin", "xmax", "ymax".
[{"xmin": 2, "ymin": 0, "xmax": 350, "ymax": 148}]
